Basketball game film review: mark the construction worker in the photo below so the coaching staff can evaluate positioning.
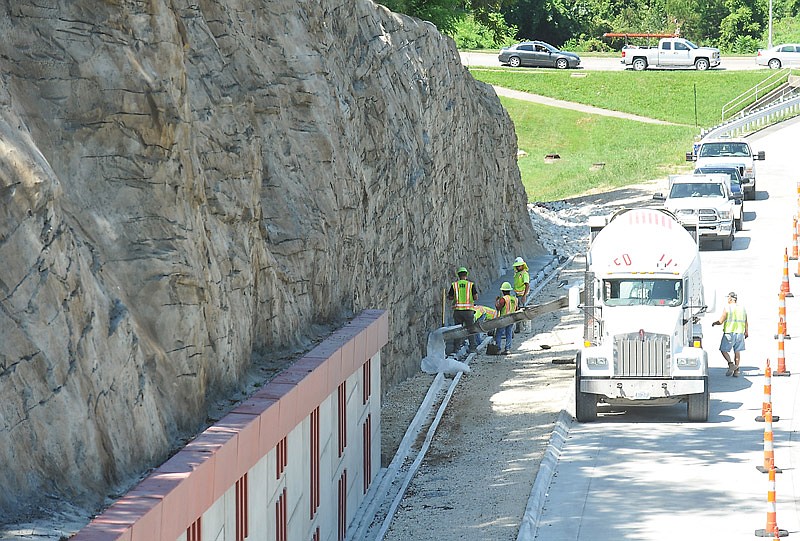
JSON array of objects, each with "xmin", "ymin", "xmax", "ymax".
[
  {"xmin": 447, "ymin": 267, "xmax": 479, "ymax": 352},
  {"xmin": 473, "ymin": 304, "xmax": 498, "ymax": 345},
  {"xmin": 513, "ymin": 257, "xmax": 530, "ymax": 307},
  {"xmin": 494, "ymin": 282, "xmax": 517, "ymax": 355},
  {"xmin": 513, "ymin": 257, "xmax": 531, "ymax": 332},
  {"xmin": 711, "ymin": 291, "xmax": 748, "ymax": 377}
]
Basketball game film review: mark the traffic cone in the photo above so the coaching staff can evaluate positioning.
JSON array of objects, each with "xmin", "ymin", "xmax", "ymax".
[
  {"xmin": 756, "ymin": 360, "xmax": 781, "ymax": 421},
  {"xmin": 780, "ymin": 248, "xmax": 793, "ymax": 297},
  {"xmin": 791, "ymin": 217, "xmax": 798, "ymax": 260},
  {"xmin": 756, "ymin": 408, "xmax": 782, "ymax": 473},
  {"xmin": 775, "ymin": 333, "xmax": 791, "ymax": 377},
  {"xmin": 754, "ymin": 466, "xmax": 789, "ymax": 537},
  {"xmin": 774, "ymin": 292, "xmax": 791, "ymax": 340}
]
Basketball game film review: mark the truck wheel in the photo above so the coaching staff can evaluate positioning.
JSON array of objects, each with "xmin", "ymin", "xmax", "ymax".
[
  {"xmin": 574, "ymin": 354, "xmax": 597, "ymax": 422},
  {"xmin": 509, "ymin": 56, "xmax": 521, "ymax": 68},
  {"xmin": 735, "ymin": 216, "xmax": 743, "ymax": 231},
  {"xmin": 695, "ymin": 58, "xmax": 710, "ymax": 71},
  {"xmin": 632, "ymin": 58, "xmax": 647, "ymax": 71},
  {"xmin": 722, "ymin": 232, "xmax": 733, "ymax": 250},
  {"xmin": 687, "ymin": 377, "xmax": 709, "ymax": 422}
]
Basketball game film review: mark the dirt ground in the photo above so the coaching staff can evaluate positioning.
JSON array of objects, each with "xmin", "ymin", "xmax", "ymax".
[{"xmin": 377, "ymin": 180, "xmax": 667, "ymax": 540}]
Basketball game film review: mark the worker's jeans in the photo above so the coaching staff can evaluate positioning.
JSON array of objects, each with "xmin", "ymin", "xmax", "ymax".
[
  {"xmin": 496, "ymin": 324, "xmax": 513, "ymax": 351},
  {"xmin": 453, "ymin": 309, "xmax": 477, "ymax": 351}
]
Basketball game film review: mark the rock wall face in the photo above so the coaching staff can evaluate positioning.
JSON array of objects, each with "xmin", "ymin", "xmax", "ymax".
[{"xmin": 0, "ymin": 0, "xmax": 540, "ymax": 520}]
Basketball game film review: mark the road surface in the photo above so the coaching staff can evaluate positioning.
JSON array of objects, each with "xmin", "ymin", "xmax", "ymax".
[
  {"xmin": 532, "ymin": 116, "xmax": 800, "ymax": 540},
  {"xmin": 461, "ymin": 52, "xmax": 764, "ymax": 71}
]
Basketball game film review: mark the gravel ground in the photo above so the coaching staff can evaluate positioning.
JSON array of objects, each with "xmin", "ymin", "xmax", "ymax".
[{"xmin": 378, "ymin": 179, "xmax": 668, "ymax": 540}]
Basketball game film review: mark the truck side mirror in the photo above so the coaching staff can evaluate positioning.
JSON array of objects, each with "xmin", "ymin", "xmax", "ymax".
[
  {"xmin": 568, "ymin": 286, "xmax": 580, "ymax": 313},
  {"xmin": 756, "ymin": 151, "xmax": 766, "ymax": 160},
  {"xmin": 653, "ymin": 193, "xmax": 665, "ymax": 201},
  {"xmin": 685, "ymin": 152, "xmax": 696, "ymax": 161}
]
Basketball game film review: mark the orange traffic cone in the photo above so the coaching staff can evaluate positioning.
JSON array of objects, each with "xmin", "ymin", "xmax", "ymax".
[
  {"xmin": 780, "ymin": 248, "xmax": 793, "ymax": 297},
  {"xmin": 791, "ymin": 217, "xmax": 798, "ymax": 260},
  {"xmin": 756, "ymin": 360, "xmax": 781, "ymax": 421},
  {"xmin": 754, "ymin": 466, "xmax": 788, "ymax": 537},
  {"xmin": 757, "ymin": 408, "xmax": 782, "ymax": 473},
  {"xmin": 775, "ymin": 333, "xmax": 791, "ymax": 377},
  {"xmin": 775, "ymin": 292, "xmax": 791, "ymax": 340}
]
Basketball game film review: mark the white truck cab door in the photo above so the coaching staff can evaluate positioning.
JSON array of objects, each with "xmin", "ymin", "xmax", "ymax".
[{"xmin": 673, "ymin": 41, "xmax": 692, "ymax": 66}]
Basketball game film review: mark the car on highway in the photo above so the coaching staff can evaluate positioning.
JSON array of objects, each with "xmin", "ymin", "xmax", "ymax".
[
  {"xmin": 498, "ymin": 41, "xmax": 581, "ymax": 69},
  {"xmin": 756, "ymin": 44, "xmax": 800, "ymax": 69},
  {"xmin": 694, "ymin": 166, "xmax": 744, "ymax": 230}
]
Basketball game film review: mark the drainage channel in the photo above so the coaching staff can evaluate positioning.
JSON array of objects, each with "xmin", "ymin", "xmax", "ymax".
[{"xmin": 348, "ymin": 255, "xmax": 573, "ymax": 540}]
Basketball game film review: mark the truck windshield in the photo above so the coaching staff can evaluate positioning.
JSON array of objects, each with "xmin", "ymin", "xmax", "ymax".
[
  {"xmin": 603, "ymin": 279, "xmax": 682, "ymax": 307},
  {"xmin": 699, "ymin": 142, "xmax": 750, "ymax": 157},
  {"xmin": 669, "ymin": 182, "xmax": 723, "ymax": 198}
]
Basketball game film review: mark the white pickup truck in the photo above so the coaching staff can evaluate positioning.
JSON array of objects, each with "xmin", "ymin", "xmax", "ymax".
[
  {"xmin": 622, "ymin": 37, "xmax": 721, "ymax": 71},
  {"xmin": 653, "ymin": 174, "xmax": 735, "ymax": 250},
  {"xmin": 687, "ymin": 138, "xmax": 765, "ymax": 201}
]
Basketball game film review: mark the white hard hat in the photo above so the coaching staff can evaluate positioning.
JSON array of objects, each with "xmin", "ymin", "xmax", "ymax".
[{"xmin": 513, "ymin": 257, "xmax": 526, "ymax": 267}]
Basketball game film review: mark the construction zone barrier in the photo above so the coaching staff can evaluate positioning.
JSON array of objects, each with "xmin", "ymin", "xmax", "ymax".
[
  {"xmin": 775, "ymin": 331, "xmax": 791, "ymax": 376},
  {"xmin": 756, "ymin": 360, "xmax": 781, "ymax": 422},
  {"xmin": 791, "ymin": 217, "xmax": 798, "ymax": 260},
  {"xmin": 775, "ymin": 292, "xmax": 791, "ymax": 340},
  {"xmin": 757, "ymin": 406, "xmax": 782, "ymax": 474},
  {"xmin": 754, "ymin": 466, "xmax": 788, "ymax": 537},
  {"xmin": 780, "ymin": 248, "xmax": 793, "ymax": 297}
]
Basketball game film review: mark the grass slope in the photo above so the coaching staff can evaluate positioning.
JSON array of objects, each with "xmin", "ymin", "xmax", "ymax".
[{"xmin": 470, "ymin": 69, "xmax": 774, "ymax": 201}]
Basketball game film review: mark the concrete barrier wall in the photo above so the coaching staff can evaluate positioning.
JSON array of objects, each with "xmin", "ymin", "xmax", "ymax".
[{"xmin": 73, "ymin": 309, "xmax": 389, "ymax": 541}]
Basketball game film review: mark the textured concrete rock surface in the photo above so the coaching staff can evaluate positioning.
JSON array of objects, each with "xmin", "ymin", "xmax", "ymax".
[{"xmin": 0, "ymin": 0, "xmax": 541, "ymax": 527}]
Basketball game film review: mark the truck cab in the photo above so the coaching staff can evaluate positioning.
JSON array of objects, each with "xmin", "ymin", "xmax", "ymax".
[
  {"xmin": 577, "ymin": 208, "xmax": 710, "ymax": 422},
  {"xmin": 623, "ymin": 37, "xmax": 721, "ymax": 71}
]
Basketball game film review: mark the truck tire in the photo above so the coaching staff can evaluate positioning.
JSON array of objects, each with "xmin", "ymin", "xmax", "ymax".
[
  {"xmin": 722, "ymin": 232, "xmax": 733, "ymax": 250},
  {"xmin": 695, "ymin": 58, "xmax": 710, "ymax": 71},
  {"xmin": 509, "ymin": 56, "xmax": 521, "ymax": 68},
  {"xmin": 687, "ymin": 377, "xmax": 709, "ymax": 422},
  {"xmin": 735, "ymin": 216, "xmax": 743, "ymax": 231},
  {"xmin": 574, "ymin": 354, "xmax": 597, "ymax": 422},
  {"xmin": 632, "ymin": 58, "xmax": 647, "ymax": 71}
]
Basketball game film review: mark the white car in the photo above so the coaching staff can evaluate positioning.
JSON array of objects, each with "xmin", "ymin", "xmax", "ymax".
[{"xmin": 756, "ymin": 44, "xmax": 800, "ymax": 69}]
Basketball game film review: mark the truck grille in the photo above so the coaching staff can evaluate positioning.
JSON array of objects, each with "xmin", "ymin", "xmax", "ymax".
[
  {"xmin": 614, "ymin": 332, "xmax": 671, "ymax": 377},
  {"xmin": 675, "ymin": 208, "xmax": 718, "ymax": 224}
]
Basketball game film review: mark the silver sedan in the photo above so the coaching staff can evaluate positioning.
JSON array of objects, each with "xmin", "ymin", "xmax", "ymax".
[
  {"xmin": 756, "ymin": 44, "xmax": 800, "ymax": 69},
  {"xmin": 497, "ymin": 41, "xmax": 581, "ymax": 69}
]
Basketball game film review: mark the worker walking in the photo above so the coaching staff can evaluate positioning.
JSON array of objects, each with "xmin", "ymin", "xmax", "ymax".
[
  {"xmin": 494, "ymin": 282, "xmax": 517, "ymax": 355},
  {"xmin": 513, "ymin": 257, "xmax": 531, "ymax": 332},
  {"xmin": 448, "ymin": 267, "xmax": 479, "ymax": 352},
  {"xmin": 711, "ymin": 291, "xmax": 748, "ymax": 377}
]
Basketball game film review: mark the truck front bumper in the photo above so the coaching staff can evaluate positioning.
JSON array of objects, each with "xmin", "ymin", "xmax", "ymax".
[{"xmin": 581, "ymin": 378, "xmax": 706, "ymax": 400}]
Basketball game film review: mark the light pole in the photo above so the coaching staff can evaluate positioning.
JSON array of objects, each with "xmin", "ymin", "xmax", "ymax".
[{"xmin": 769, "ymin": 0, "xmax": 773, "ymax": 49}]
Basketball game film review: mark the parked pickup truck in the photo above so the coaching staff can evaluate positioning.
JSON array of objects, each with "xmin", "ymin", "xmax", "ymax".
[
  {"xmin": 653, "ymin": 174, "xmax": 735, "ymax": 250},
  {"xmin": 622, "ymin": 37, "xmax": 721, "ymax": 71},
  {"xmin": 687, "ymin": 138, "xmax": 765, "ymax": 201}
]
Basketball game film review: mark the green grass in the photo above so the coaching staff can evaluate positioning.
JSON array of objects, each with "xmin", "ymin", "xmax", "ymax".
[
  {"xmin": 471, "ymin": 69, "xmax": 770, "ymax": 126},
  {"xmin": 503, "ymin": 98, "xmax": 697, "ymax": 201},
  {"xmin": 467, "ymin": 69, "xmax": 781, "ymax": 201}
]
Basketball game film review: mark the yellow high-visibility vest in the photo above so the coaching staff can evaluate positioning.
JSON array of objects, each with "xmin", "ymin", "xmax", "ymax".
[{"xmin": 452, "ymin": 280, "xmax": 475, "ymax": 310}]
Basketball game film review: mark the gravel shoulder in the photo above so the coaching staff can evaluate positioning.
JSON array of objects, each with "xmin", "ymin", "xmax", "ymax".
[{"xmin": 378, "ymin": 180, "xmax": 667, "ymax": 540}]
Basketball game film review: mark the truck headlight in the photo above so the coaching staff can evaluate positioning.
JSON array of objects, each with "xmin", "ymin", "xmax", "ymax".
[
  {"xmin": 676, "ymin": 357, "xmax": 699, "ymax": 368},
  {"xmin": 586, "ymin": 357, "xmax": 608, "ymax": 368},
  {"xmin": 744, "ymin": 166, "xmax": 754, "ymax": 178},
  {"xmin": 718, "ymin": 210, "xmax": 731, "ymax": 219}
]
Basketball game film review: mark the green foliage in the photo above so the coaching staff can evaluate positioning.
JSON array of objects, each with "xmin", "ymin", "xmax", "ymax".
[
  {"xmin": 718, "ymin": 5, "xmax": 763, "ymax": 50},
  {"xmin": 562, "ymin": 35, "xmax": 612, "ymax": 51},
  {"xmin": 729, "ymin": 35, "xmax": 762, "ymax": 53},
  {"xmin": 451, "ymin": 12, "xmax": 518, "ymax": 49},
  {"xmin": 767, "ymin": 15, "xmax": 800, "ymax": 45},
  {"xmin": 379, "ymin": 0, "xmax": 463, "ymax": 33}
]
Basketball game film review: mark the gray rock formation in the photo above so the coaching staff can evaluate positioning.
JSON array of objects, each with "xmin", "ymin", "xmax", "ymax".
[{"xmin": 0, "ymin": 0, "xmax": 540, "ymax": 525}]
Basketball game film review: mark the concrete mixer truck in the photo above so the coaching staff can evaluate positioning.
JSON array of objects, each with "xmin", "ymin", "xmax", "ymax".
[{"xmin": 575, "ymin": 208, "xmax": 711, "ymax": 422}]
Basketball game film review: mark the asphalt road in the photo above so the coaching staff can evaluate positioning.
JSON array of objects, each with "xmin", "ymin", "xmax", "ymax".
[
  {"xmin": 530, "ymin": 117, "xmax": 800, "ymax": 540},
  {"xmin": 461, "ymin": 52, "xmax": 764, "ymax": 71}
]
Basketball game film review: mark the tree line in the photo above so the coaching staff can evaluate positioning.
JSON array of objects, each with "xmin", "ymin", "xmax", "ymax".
[{"xmin": 380, "ymin": 0, "xmax": 800, "ymax": 52}]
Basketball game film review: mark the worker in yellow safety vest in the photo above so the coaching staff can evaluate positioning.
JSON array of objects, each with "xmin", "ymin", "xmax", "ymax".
[
  {"xmin": 447, "ymin": 267, "xmax": 479, "ymax": 351},
  {"xmin": 494, "ymin": 282, "xmax": 517, "ymax": 355},
  {"xmin": 513, "ymin": 257, "xmax": 530, "ymax": 307},
  {"xmin": 711, "ymin": 291, "xmax": 748, "ymax": 377}
]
